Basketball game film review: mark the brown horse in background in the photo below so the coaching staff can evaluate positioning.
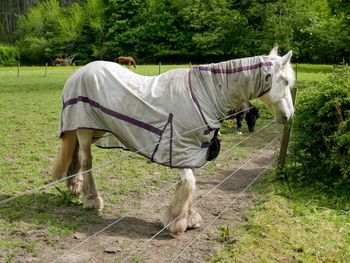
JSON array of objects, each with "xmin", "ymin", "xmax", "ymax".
[
  {"xmin": 55, "ymin": 57, "xmax": 67, "ymax": 66},
  {"xmin": 114, "ymin": 56, "xmax": 137, "ymax": 68}
]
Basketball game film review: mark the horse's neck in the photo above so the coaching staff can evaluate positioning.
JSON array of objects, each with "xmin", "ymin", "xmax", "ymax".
[{"xmin": 195, "ymin": 57, "xmax": 265, "ymax": 119}]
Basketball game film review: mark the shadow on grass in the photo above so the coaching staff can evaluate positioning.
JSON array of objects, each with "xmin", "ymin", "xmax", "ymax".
[{"xmin": 0, "ymin": 191, "xmax": 173, "ymax": 241}]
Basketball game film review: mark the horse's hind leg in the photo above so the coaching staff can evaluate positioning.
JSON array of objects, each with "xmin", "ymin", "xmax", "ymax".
[
  {"xmin": 164, "ymin": 169, "xmax": 202, "ymax": 235},
  {"xmin": 66, "ymin": 143, "xmax": 83, "ymax": 196},
  {"xmin": 76, "ymin": 129, "xmax": 104, "ymax": 211}
]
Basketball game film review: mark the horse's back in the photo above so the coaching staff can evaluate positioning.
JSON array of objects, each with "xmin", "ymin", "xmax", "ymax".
[
  {"xmin": 64, "ymin": 61, "xmax": 143, "ymax": 93},
  {"xmin": 65, "ymin": 61, "xmax": 188, "ymax": 96},
  {"xmin": 62, "ymin": 60, "xmax": 192, "ymax": 119}
]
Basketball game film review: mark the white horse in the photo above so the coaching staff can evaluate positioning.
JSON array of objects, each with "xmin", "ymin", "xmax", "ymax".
[{"xmin": 52, "ymin": 47, "xmax": 295, "ymax": 235}]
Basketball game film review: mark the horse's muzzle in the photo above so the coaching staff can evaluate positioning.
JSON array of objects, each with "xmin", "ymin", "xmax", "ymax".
[{"xmin": 275, "ymin": 115, "xmax": 288, "ymax": 124}]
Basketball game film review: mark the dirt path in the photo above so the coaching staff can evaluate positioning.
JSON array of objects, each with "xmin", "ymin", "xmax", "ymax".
[{"xmin": 35, "ymin": 132, "xmax": 280, "ymax": 263}]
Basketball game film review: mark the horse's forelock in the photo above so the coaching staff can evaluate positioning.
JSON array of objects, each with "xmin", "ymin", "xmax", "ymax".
[
  {"xmin": 282, "ymin": 62, "xmax": 295, "ymax": 88},
  {"xmin": 268, "ymin": 52, "xmax": 295, "ymax": 88}
]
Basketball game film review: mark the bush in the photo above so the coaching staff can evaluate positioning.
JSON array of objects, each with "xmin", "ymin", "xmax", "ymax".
[
  {"xmin": 287, "ymin": 67, "xmax": 350, "ymax": 189},
  {"xmin": 16, "ymin": 36, "xmax": 47, "ymax": 65},
  {"xmin": 0, "ymin": 44, "xmax": 19, "ymax": 66}
]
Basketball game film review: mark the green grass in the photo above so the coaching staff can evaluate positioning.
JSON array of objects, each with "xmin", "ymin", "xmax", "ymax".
[
  {"xmin": 294, "ymin": 63, "xmax": 333, "ymax": 89},
  {"xmin": 0, "ymin": 63, "xmax": 343, "ymax": 261},
  {"xmin": 209, "ymin": 174, "xmax": 350, "ymax": 262}
]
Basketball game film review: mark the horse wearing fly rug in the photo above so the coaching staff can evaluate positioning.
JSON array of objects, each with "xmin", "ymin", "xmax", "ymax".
[{"xmin": 52, "ymin": 47, "xmax": 295, "ymax": 235}]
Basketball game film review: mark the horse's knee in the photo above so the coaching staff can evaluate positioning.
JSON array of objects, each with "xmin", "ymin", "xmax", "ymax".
[{"xmin": 180, "ymin": 169, "xmax": 195, "ymax": 190}]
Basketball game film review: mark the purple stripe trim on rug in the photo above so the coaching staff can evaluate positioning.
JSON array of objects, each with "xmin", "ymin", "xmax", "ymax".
[
  {"xmin": 195, "ymin": 61, "xmax": 273, "ymax": 74},
  {"xmin": 63, "ymin": 96, "xmax": 162, "ymax": 136}
]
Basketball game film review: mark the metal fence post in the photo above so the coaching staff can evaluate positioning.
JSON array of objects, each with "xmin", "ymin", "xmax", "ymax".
[{"xmin": 44, "ymin": 63, "xmax": 48, "ymax": 77}]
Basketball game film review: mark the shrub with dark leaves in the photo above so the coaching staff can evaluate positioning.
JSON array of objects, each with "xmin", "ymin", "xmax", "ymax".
[{"xmin": 287, "ymin": 67, "xmax": 350, "ymax": 189}]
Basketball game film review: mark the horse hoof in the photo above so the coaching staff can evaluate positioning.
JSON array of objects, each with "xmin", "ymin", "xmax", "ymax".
[
  {"xmin": 187, "ymin": 209, "xmax": 202, "ymax": 229},
  {"xmin": 165, "ymin": 217, "xmax": 187, "ymax": 235},
  {"xmin": 82, "ymin": 195, "xmax": 104, "ymax": 211}
]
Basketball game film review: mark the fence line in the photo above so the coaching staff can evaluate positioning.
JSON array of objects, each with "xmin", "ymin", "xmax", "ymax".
[
  {"xmin": 51, "ymin": 122, "xmax": 276, "ymax": 262},
  {"xmin": 0, "ymin": 106, "xmax": 257, "ymax": 206},
  {"xmin": 122, "ymin": 135, "xmax": 279, "ymax": 262}
]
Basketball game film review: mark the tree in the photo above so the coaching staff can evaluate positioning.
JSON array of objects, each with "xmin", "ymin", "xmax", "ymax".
[
  {"xmin": 104, "ymin": 0, "xmax": 143, "ymax": 60},
  {"xmin": 16, "ymin": 0, "xmax": 106, "ymax": 64}
]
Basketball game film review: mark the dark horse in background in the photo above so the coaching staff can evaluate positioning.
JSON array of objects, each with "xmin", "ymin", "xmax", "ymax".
[
  {"xmin": 227, "ymin": 102, "xmax": 260, "ymax": 134},
  {"xmin": 114, "ymin": 56, "xmax": 137, "ymax": 68}
]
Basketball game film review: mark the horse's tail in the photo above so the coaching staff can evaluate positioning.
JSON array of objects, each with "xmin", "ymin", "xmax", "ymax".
[{"xmin": 51, "ymin": 131, "xmax": 77, "ymax": 180}]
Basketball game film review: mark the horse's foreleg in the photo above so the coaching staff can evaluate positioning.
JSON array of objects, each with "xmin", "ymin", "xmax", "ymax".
[
  {"xmin": 236, "ymin": 114, "xmax": 244, "ymax": 135},
  {"xmin": 77, "ymin": 129, "xmax": 103, "ymax": 211},
  {"xmin": 164, "ymin": 169, "xmax": 202, "ymax": 235}
]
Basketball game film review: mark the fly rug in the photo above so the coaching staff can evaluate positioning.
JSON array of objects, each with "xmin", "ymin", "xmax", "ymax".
[{"xmin": 52, "ymin": 47, "xmax": 295, "ymax": 235}]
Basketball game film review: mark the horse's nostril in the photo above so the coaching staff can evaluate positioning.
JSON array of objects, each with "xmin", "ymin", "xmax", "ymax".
[{"xmin": 276, "ymin": 115, "xmax": 287, "ymax": 124}]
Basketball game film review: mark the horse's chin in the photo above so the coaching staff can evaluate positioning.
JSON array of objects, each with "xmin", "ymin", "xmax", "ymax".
[{"xmin": 275, "ymin": 115, "xmax": 287, "ymax": 124}]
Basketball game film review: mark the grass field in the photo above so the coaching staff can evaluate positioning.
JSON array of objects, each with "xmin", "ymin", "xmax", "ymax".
[{"xmin": 1, "ymin": 63, "xmax": 348, "ymax": 262}]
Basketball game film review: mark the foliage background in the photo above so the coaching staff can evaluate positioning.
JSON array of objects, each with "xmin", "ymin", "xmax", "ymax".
[
  {"xmin": 0, "ymin": 0, "xmax": 349, "ymax": 65},
  {"xmin": 287, "ymin": 67, "xmax": 350, "ymax": 189}
]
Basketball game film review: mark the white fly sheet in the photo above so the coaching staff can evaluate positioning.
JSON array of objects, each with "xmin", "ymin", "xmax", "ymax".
[{"xmin": 60, "ymin": 57, "xmax": 273, "ymax": 168}]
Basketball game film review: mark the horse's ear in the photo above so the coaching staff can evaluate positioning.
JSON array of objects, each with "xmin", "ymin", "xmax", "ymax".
[
  {"xmin": 280, "ymin": 51, "xmax": 292, "ymax": 66},
  {"xmin": 269, "ymin": 47, "xmax": 278, "ymax": 56}
]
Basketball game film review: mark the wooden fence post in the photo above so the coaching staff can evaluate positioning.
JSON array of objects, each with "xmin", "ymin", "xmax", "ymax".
[
  {"xmin": 158, "ymin": 62, "xmax": 161, "ymax": 75},
  {"xmin": 44, "ymin": 63, "xmax": 48, "ymax": 77},
  {"xmin": 278, "ymin": 87, "xmax": 297, "ymax": 168},
  {"xmin": 17, "ymin": 62, "xmax": 20, "ymax": 77}
]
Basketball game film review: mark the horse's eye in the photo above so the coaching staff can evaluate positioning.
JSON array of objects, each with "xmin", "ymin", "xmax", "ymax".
[{"xmin": 265, "ymin": 73, "xmax": 272, "ymax": 84}]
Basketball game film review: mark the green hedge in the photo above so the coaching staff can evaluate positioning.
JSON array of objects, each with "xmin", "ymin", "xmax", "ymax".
[
  {"xmin": 0, "ymin": 44, "xmax": 19, "ymax": 66},
  {"xmin": 287, "ymin": 67, "xmax": 350, "ymax": 189}
]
